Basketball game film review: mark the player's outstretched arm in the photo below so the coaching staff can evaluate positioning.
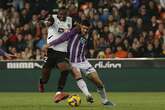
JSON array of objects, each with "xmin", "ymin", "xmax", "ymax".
[
  {"xmin": 0, "ymin": 48, "xmax": 7, "ymax": 56},
  {"xmin": 0, "ymin": 48, "xmax": 16, "ymax": 60},
  {"xmin": 4, "ymin": 53, "xmax": 17, "ymax": 60},
  {"xmin": 49, "ymin": 27, "xmax": 79, "ymax": 47},
  {"xmin": 42, "ymin": 26, "xmax": 80, "ymax": 50}
]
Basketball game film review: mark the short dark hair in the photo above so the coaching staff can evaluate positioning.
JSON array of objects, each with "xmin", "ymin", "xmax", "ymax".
[{"xmin": 81, "ymin": 19, "xmax": 90, "ymax": 27}]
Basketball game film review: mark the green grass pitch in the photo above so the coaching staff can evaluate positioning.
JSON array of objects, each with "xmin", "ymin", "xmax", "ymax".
[{"xmin": 0, "ymin": 92, "xmax": 165, "ymax": 110}]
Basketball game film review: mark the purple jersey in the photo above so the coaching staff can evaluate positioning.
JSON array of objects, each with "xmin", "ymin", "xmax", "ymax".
[
  {"xmin": 49, "ymin": 27, "xmax": 87, "ymax": 63},
  {"xmin": 0, "ymin": 48, "xmax": 6, "ymax": 56}
]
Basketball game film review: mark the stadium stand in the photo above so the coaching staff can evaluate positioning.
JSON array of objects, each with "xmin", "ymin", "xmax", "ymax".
[{"xmin": 0, "ymin": 0, "xmax": 165, "ymax": 60}]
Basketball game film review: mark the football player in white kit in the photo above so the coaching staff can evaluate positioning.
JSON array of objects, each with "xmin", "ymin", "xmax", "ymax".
[{"xmin": 39, "ymin": 7, "xmax": 72, "ymax": 103}]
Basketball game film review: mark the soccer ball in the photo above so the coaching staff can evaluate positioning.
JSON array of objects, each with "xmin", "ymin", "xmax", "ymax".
[{"xmin": 67, "ymin": 95, "xmax": 81, "ymax": 107}]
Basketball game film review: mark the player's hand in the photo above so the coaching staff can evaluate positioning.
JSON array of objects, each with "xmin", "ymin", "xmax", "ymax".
[
  {"xmin": 43, "ymin": 44, "xmax": 50, "ymax": 50},
  {"xmin": 5, "ymin": 53, "xmax": 17, "ymax": 60}
]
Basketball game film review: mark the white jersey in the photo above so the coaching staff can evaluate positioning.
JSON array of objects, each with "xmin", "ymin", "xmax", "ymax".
[{"xmin": 47, "ymin": 15, "xmax": 72, "ymax": 52}]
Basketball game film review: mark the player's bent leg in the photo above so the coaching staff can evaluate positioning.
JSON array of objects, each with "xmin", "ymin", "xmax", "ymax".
[
  {"xmin": 86, "ymin": 72, "xmax": 115, "ymax": 106},
  {"xmin": 39, "ymin": 65, "xmax": 52, "ymax": 92},
  {"xmin": 86, "ymin": 72, "xmax": 104, "ymax": 88},
  {"xmin": 72, "ymin": 67, "xmax": 94, "ymax": 103},
  {"xmin": 56, "ymin": 62, "xmax": 70, "ymax": 91},
  {"xmin": 57, "ymin": 62, "xmax": 71, "ymax": 72},
  {"xmin": 57, "ymin": 70, "xmax": 69, "ymax": 92},
  {"xmin": 71, "ymin": 66, "xmax": 82, "ymax": 79},
  {"xmin": 53, "ymin": 62, "xmax": 70, "ymax": 103},
  {"xmin": 40, "ymin": 65, "xmax": 52, "ymax": 84}
]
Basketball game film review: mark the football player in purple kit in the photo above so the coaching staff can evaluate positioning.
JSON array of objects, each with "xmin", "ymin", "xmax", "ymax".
[{"xmin": 44, "ymin": 20, "xmax": 115, "ymax": 106}]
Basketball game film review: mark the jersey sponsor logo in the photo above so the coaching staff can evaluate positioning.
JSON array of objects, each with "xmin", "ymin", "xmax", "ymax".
[
  {"xmin": 7, "ymin": 62, "xmax": 43, "ymax": 69},
  {"xmin": 94, "ymin": 61, "xmax": 121, "ymax": 69}
]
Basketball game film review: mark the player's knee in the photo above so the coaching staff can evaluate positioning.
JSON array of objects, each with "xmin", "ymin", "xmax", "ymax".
[
  {"xmin": 72, "ymin": 68, "xmax": 82, "ymax": 79},
  {"xmin": 57, "ymin": 63, "xmax": 70, "ymax": 71}
]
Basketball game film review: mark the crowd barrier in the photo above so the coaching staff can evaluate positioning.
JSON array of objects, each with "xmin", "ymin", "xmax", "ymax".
[{"xmin": 0, "ymin": 58, "xmax": 165, "ymax": 92}]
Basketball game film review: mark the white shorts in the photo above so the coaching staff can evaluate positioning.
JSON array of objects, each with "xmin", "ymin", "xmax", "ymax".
[{"xmin": 71, "ymin": 60, "xmax": 96, "ymax": 75}]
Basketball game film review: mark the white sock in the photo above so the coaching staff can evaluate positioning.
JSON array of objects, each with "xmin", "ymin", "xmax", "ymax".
[
  {"xmin": 97, "ymin": 87, "xmax": 109, "ymax": 104},
  {"xmin": 77, "ymin": 78, "xmax": 91, "ymax": 96}
]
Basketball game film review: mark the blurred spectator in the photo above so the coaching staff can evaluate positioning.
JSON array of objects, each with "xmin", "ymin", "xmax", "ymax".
[
  {"xmin": 148, "ymin": 16, "xmax": 158, "ymax": 32},
  {"xmin": 15, "ymin": 33, "xmax": 27, "ymax": 52},
  {"xmin": 12, "ymin": 0, "xmax": 24, "ymax": 11},
  {"xmin": 104, "ymin": 47, "xmax": 114, "ymax": 58},
  {"xmin": 96, "ymin": 37, "xmax": 108, "ymax": 51},
  {"xmin": 115, "ymin": 45, "xmax": 128, "ymax": 58},
  {"xmin": 0, "ymin": 0, "xmax": 165, "ymax": 60},
  {"xmin": 143, "ymin": 43, "xmax": 155, "ymax": 57},
  {"xmin": 155, "ymin": 23, "xmax": 164, "ymax": 39},
  {"xmin": 162, "ymin": 29, "xmax": 165, "ymax": 44},
  {"xmin": 153, "ymin": 39, "xmax": 162, "ymax": 57},
  {"xmin": 160, "ymin": 44, "xmax": 165, "ymax": 57},
  {"xmin": 97, "ymin": 51, "xmax": 105, "ymax": 59}
]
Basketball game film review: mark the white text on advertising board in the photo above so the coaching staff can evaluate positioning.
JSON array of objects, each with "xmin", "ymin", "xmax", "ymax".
[
  {"xmin": 94, "ymin": 61, "xmax": 121, "ymax": 69},
  {"xmin": 7, "ymin": 62, "xmax": 43, "ymax": 69}
]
